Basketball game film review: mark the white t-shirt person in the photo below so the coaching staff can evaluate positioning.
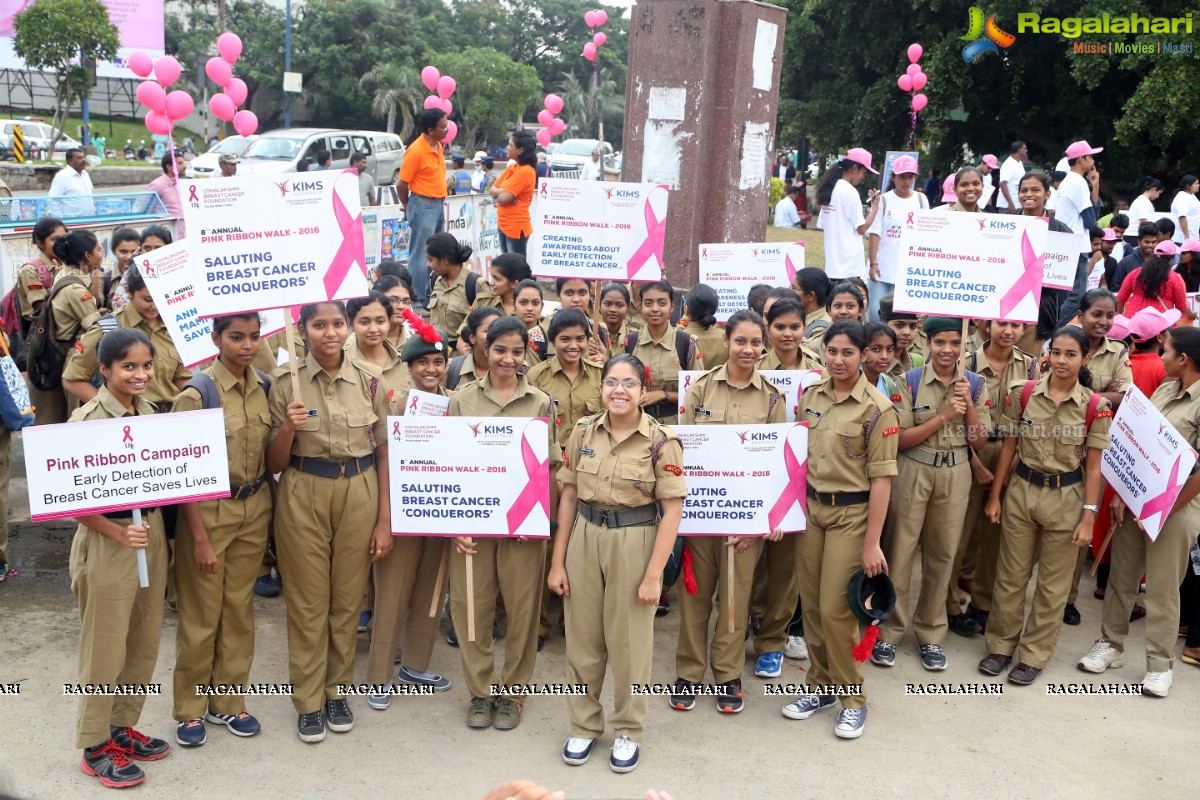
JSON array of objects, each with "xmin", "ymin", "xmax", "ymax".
[
  {"xmin": 1170, "ymin": 189, "xmax": 1200, "ymax": 242},
  {"xmin": 1054, "ymin": 171, "xmax": 1092, "ymax": 234},
  {"xmin": 774, "ymin": 194, "xmax": 801, "ymax": 228},
  {"xmin": 868, "ymin": 190, "xmax": 928, "ymax": 285},
  {"xmin": 1127, "ymin": 193, "xmax": 1157, "ymax": 236},
  {"xmin": 817, "ymin": 179, "xmax": 867, "ymax": 279},
  {"xmin": 997, "ymin": 156, "xmax": 1025, "ymax": 210}
]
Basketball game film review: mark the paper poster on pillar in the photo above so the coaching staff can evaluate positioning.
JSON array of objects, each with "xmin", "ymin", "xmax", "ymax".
[
  {"xmin": 698, "ymin": 242, "xmax": 804, "ymax": 320},
  {"xmin": 528, "ymin": 178, "xmax": 668, "ymax": 282},
  {"xmin": 894, "ymin": 211, "xmax": 1048, "ymax": 324},
  {"xmin": 182, "ymin": 170, "xmax": 369, "ymax": 316},
  {"xmin": 675, "ymin": 423, "xmax": 807, "ymax": 536}
]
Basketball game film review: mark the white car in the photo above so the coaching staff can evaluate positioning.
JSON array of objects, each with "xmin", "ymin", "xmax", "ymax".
[{"xmin": 186, "ymin": 135, "xmax": 259, "ymax": 178}]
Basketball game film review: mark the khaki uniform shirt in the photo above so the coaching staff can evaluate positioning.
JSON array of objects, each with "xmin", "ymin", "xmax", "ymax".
[
  {"xmin": 799, "ymin": 373, "xmax": 900, "ymax": 492},
  {"xmin": 758, "ymin": 348, "xmax": 823, "ymax": 372},
  {"xmin": 50, "ymin": 266, "xmax": 101, "ymax": 343},
  {"xmin": 71, "ymin": 385, "xmax": 156, "ymax": 422},
  {"xmin": 1085, "ymin": 337, "xmax": 1133, "ymax": 394},
  {"xmin": 345, "ymin": 334, "xmax": 410, "ymax": 415},
  {"xmin": 804, "ymin": 307, "xmax": 831, "ymax": 337},
  {"xmin": 628, "ymin": 324, "xmax": 698, "ymax": 396},
  {"xmin": 17, "ymin": 259, "xmax": 55, "ymax": 320},
  {"xmin": 894, "ymin": 365, "xmax": 992, "ymax": 449},
  {"xmin": 172, "ymin": 359, "xmax": 270, "ymax": 484},
  {"xmin": 429, "ymin": 268, "xmax": 473, "ymax": 346},
  {"xmin": 269, "ymin": 353, "xmax": 389, "ymax": 460},
  {"xmin": 63, "ymin": 303, "xmax": 192, "ymax": 406},
  {"xmin": 999, "ymin": 378, "xmax": 1113, "ymax": 472},
  {"xmin": 688, "ymin": 325, "xmax": 728, "ymax": 371},
  {"xmin": 967, "ymin": 344, "xmax": 1037, "ymax": 436},
  {"xmin": 681, "ymin": 364, "xmax": 785, "ymax": 426},
  {"xmin": 559, "ymin": 411, "xmax": 687, "ymax": 506},
  {"xmin": 526, "ymin": 356, "xmax": 602, "ymax": 449},
  {"xmin": 447, "ymin": 373, "xmax": 563, "ymax": 470}
]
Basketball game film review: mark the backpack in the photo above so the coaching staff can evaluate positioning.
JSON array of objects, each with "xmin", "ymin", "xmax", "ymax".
[
  {"xmin": 1018, "ymin": 380, "xmax": 1105, "ymax": 434},
  {"xmin": 905, "ymin": 366, "xmax": 984, "ymax": 409},
  {"xmin": 465, "ymin": 271, "xmax": 478, "ymax": 306},
  {"xmin": 623, "ymin": 329, "xmax": 693, "ymax": 371},
  {"xmin": 0, "ymin": 333, "xmax": 34, "ymax": 430},
  {"xmin": 446, "ymin": 355, "xmax": 469, "ymax": 391},
  {"xmin": 1, "ymin": 258, "xmax": 52, "ymax": 338},
  {"xmin": 26, "ymin": 276, "xmax": 86, "ymax": 392},
  {"xmin": 185, "ymin": 369, "xmax": 273, "ymax": 410}
]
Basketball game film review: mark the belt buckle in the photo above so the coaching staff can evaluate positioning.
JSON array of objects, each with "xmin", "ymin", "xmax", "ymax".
[
  {"xmin": 598, "ymin": 508, "xmax": 609, "ymax": 526},
  {"xmin": 1042, "ymin": 472, "xmax": 1051, "ymax": 488},
  {"xmin": 934, "ymin": 451, "xmax": 946, "ymax": 467},
  {"xmin": 339, "ymin": 460, "xmax": 347, "ymax": 478},
  {"xmin": 829, "ymin": 493, "xmax": 838, "ymax": 507}
]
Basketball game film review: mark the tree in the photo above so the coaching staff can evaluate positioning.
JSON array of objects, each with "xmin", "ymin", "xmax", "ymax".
[
  {"xmin": 360, "ymin": 62, "xmax": 424, "ymax": 137},
  {"xmin": 433, "ymin": 48, "xmax": 543, "ymax": 149},
  {"xmin": 12, "ymin": 0, "xmax": 119, "ymax": 154},
  {"xmin": 557, "ymin": 71, "xmax": 624, "ymax": 142}
]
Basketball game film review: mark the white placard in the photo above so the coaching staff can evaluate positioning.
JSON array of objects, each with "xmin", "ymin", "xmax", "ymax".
[
  {"xmin": 1042, "ymin": 230, "xmax": 1088, "ymax": 290},
  {"xmin": 699, "ymin": 242, "xmax": 804, "ymax": 320},
  {"xmin": 183, "ymin": 170, "xmax": 370, "ymax": 316},
  {"xmin": 677, "ymin": 368, "xmax": 821, "ymax": 422},
  {"xmin": 529, "ymin": 179, "xmax": 668, "ymax": 281},
  {"xmin": 24, "ymin": 410, "xmax": 231, "ymax": 521},
  {"xmin": 388, "ymin": 417, "xmax": 551, "ymax": 538},
  {"xmin": 676, "ymin": 423, "xmax": 807, "ymax": 535},
  {"xmin": 647, "ymin": 87, "xmax": 686, "ymax": 121},
  {"xmin": 751, "ymin": 19, "xmax": 779, "ymax": 91},
  {"xmin": 895, "ymin": 211, "xmax": 1048, "ymax": 324},
  {"xmin": 1101, "ymin": 385, "xmax": 1198, "ymax": 542},
  {"xmin": 738, "ymin": 122, "xmax": 770, "ymax": 190},
  {"xmin": 403, "ymin": 388, "xmax": 449, "ymax": 417}
]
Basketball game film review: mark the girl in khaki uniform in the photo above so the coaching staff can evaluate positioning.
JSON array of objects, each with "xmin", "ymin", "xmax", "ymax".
[
  {"xmin": 981, "ymin": 326, "xmax": 1112, "ymax": 685},
  {"xmin": 371, "ymin": 275, "xmax": 413, "ymax": 353},
  {"xmin": 793, "ymin": 267, "xmax": 831, "ymax": 338},
  {"xmin": 549, "ymin": 353, "xmax": 686, "ymax": 773},
  {"xmin": 448, "ymin": 316, "xmax": 561, "ymax": 731},
  {"xmin": 365, "ymin": 315, "xmax": 454, "ymax": 708},
  {"xmin": 47, "ymin": 230, "xmax": 104, "ymax": 417},
  {"xmin": 425, "ymin": 233, "xmax": 475, "ymax": 348},
  {"xmin": 69, "ymin": 329, "xmax": 170, "ymax": 789},
  {"xmin": 446, "ymin": 307, "xmax": 502, "ymax": 391},
  {"xmin": 673, "ymin": 310, "xmax": 786, "ymax": 714},
  {"xmin": 780, "ymin": 320, "xmax": 898, "ymax": 740},
  {"xmin": 346, "ymin": 292, "xmax": 410, "ymax": 413},
  {"xmin": 478, "ymin": 252, "xmax": 533, "ymax": 317},
  {"xmin": 624, "ymin": 280, "xmax": 697, "ymax": 424},
  {"xmin": 760, "ymin": 298, "xmax": 823, "ymax": 372},
  {"xmin": 266, "ymin": 301, "xmax": 392, "ymax": 743},
  {"xmin": 802, "ymin": 283, "xmax": 866, "ymax": 358},
  {"xmin": 599, "ymin": 283, "xmax": 635, "ymax": 345},
  {"xmin": 513, "ymin": 279, "xmax": 548, "ymax": 366},
  {"xmin": 171, "ymin": 314, "xmax": 272, "ymax": 747},
  {"xmin": 18, "ymin": 217, "xmax": 67, "ymax": 424},
  {"xmin": 1077, "ymin": 326, "xmax": 1200, "ymax": 697},
  {"xmin": 683, "ymin": 284, "xmax": 727, "ymax": 370},
  {"xmin": 544, "ymin": 278, "xmax": 610, "ymax": 362}
]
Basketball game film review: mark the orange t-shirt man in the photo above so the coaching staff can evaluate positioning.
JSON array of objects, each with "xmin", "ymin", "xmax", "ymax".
[
  {"xmin": 494, "ymin": 163, "xmax": 536, "ymax": 239},
  {"xmin": 399, "ymin": 136, "xmax": 447, "ymax": 199}
]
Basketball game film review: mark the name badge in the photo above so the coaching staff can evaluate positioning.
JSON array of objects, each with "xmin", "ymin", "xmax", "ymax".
[
  {"xmin": 578, "ymin": 448, "xmax": 595, "ymax": 457},
  {"xmin": 694, "ymin": 407, "xmax": 712, "ymax": 416},
  {"xmin": 306, "ymin": 409, "xmax": 319, "ymax": 417},
  {"xmin": 1020, "ymin": 417, "xmax": 1033, "ymax": 426},
  {"xmin": 913, "ymin": 405, "xmax": 931, "ymax": 412},
  {"xmin": 803, "ymin": 408, "xmax": 823, "ymax": 419}
]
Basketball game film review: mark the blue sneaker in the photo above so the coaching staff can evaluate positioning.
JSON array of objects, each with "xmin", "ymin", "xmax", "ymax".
[
  {"xmin": 357, "ymin": 611, "xmax": 372, "ymax": 633},
  {"xmin": 175, "ymin": 718, "xmax": 206, "ymax": 747},
  {"xmin": 204, "ymin": 711, "xmax": 261, "ymax": 737},
  {"xmin": 253, "ymin": 572, "xmax": 280, "ymax": 597},
  {"xmin": 781, "ymin": 693, "xmax": 838, "ymax": 720},
  {"xmin": 396, "ymin": 665, "xmax": 451, "ymax": 692},
  {"xmin": 754, "ymin": 651, "xmax": 784, "ymax": 678}
]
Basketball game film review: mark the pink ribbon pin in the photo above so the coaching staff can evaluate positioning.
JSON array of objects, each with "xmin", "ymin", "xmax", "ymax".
[
  {"xmin": 507, "ymin": 427, "xmax": 550, "ymax": 534},
  {"xmin": 324, "ymin": 175, "xmax": 367, "ymax": 299},
  {"xmin": 997, "ymin": 227, "xmax": 1042, "ymax": 318},
  {"xmin": 188, "ymin": 185, "xmax": 199, "ymax": 203},
  {"xmin": 625, "ymin": 188, "xmax": 667, "ymax": 279},
  {"xmin": 122, "ymin": 425, "xmax": 133, "ymax": 444},
  {"xmin": 767, "ymin": 426, "xmax": 807, "ymax": 530},
  {"xmin": 1139, "ymin": 454, "xmax": 1185, "ymax": 533}
]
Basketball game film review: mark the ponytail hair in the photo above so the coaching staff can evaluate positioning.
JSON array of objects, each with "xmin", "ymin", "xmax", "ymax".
[
  {"xmin": 1135, "ymin": 255, "xmax": 1173, "ymax": 301},
  {"xmin": 684, "ymin": 284, "xmax": 719, "ymax": 330},
  {"xmin": 51, "ymin": 229, "xmax": 98, "ymax": 267},
  {"xmin": 816, "ymin": 159, "xmax": 857, "ymax": 206}
]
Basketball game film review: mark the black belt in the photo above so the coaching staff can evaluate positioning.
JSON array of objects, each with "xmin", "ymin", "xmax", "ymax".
[
  {"xmin": 987, "ymin": 434, "xmax": 1002, "ymax": 442},
  {"xmin": 805, "ymin": 486, "xmax": 870, "ymax": 507},
  {"xmin": 229, "ymin": 474, "xmax": 268, "ymax": 500},
  {"xmin": 1016, "ymin": 462, "xmax": 1082, "ymax": 489},
  {"xmin": 289, "ymin": 454, "xmax": 375, "ymax": 479},
  {"xmin": 644, "ymin": 401, "xmax": 677, "ymax": 419},
  {"xmin": 578, "ymin": 500, "xmax": 659, "ymax": 528}
]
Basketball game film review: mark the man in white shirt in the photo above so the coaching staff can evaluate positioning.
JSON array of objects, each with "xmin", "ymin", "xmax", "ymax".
[
  {"xmin": 774, "ymin": 186, "xmax": 803, "ymax": 227},
  {"xmin": 580, "ymin": 148, "xmax": 603, "ymax": 181},
  {"xmin": 1054, "ymin": 140, "xmax": 1103, "ymax": 234},
  {"xmin": 48, "ymin": 147, "xmax": 95, "ymax": 218},
  {"xmin": 979, "ymin": 153, "xmax": 999, "ymax": 210},
  {"xmin": 997, "ymin": 140, "xmax": 1028, "ymax": 213},
  {"xmin": 470, "ymin": 151, "xmax": 487, "ymax": 192}
]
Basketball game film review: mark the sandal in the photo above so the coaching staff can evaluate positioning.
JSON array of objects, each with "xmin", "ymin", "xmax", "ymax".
[{"xmin": 1181, "ymin": 649, "xmax": 1200, "ymax": 667}]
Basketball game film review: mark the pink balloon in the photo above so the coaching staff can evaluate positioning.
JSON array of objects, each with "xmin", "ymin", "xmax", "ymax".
[
  {"xmin": 209, "ymin": 93, "xmax": 236, "ymax": 122},
  {"xmin": 225, "ymin": 78, "xmax": 248, "ymax": 107},
  {"xmin": 423, "ymin": 95, "xmax": 441, "ymax": 110},
  {"xmin": 911, "ymin": 71, "xmax": 927, "ymax": 91},
  {"xmin": 443, "ymin": 120, "xmax": 457, "ymax": 145},
  {"xmin": 441, "ymin": 99, "xmax": 453, "ymax": 116},
  {"xmin": 217, "ymin": 32, "xmax": 243, "ymax": 64},
  {"xmin": 128, "ymin": 51, "xmax": 153, "ymax": 78},
  {"xmin": 205, "ymin": 56, "xmax": 231, "ymax": 87},
  {"xmin": 593, "ymin": 32, "xmax": 606, "ymax": 46},
  {"xmin": 549, "ymin": 118, "xmax": 565, "ymax": 136},
  {"xmin": 136, "ymin": 80, "xmax": 166, "ymax": 112},
  {"xmin": 595, "ymin": 9, "xmax": 607, "ymax": 25},
  {"xmin": 165, "ymin": 90, "xmax": 194, "ymax": 120},
  {"xmin": 911, "ymin": 93, "xmax": 928, "ymax": 112},
  {"xmin": 907, "ymin": 43, "xmax": 923, "ymax": 63},
  {"xmin": 897, "ymin": 74, "xmax": 912, "ymax": 92},
  {"xmin": 537, "ymin": 109, "xmax": 553, "ymax": 127},
  {"xmin": 584, "ymin": 10, "xmax": 598, "ymax": 27},
  {"xmin": 436, "ymin": 75, "xmax": 456, "ymax": 100},
  {"xmin": 544, "ymin": 94, "xmax": 564, "ymax": 115},
  {"xmin": 154, "ymin": 55, "xmax": 181, "ymax": 87},
  {"xmin": 906, "ymin": 63, "xmax": 920, "ymax": 77},
  {"xmin": 583, "ymin": 43, "xmax": 597, "ymax": 60},
  {"xmin": 536, "ymin": 129, "xmax": 552, "ymax": 147},
  {"xmin": 144, "ymin": 110, "xmax": 171, "ymax": 136},
  {"xmin": 420, "ymin": 65, "xmax": 439, "ymax": 92},
  {"xmin": 233, "ymin": 109, "xmax": 258, "ymax": 137}
]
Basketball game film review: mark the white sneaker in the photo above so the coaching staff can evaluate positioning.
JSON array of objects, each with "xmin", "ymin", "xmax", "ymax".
[
  {"xmin": 562, "ymin": 737, "xmax": 595, "ymax": 766},
  {"xmin": 834, "ymin": 706, "xmax": 868, "ymax": 739},
  {"xmin": 609, "ymin": 735, "xmax": 639, "ymax": 773},
  {"xmin": 1142, "ymin": 670, "xmax": 1172, "ymax": 697},
  {"xmin": 784, "ymin": 635, "xmax": 809, "ymax": 660},
  {"xmin": 1077, "ymin": 640, "xmax": 1123, "ymax": 674}
]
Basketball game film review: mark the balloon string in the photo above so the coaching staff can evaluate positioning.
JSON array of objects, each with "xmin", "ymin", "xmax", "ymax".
[{"xmin": 909, "ymin": 110, "xmax": 917, "ymax": 150}]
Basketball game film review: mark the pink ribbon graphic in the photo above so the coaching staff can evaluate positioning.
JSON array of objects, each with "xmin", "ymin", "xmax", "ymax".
[
  {"xmin": 625, "ymin": 189, "xmax": 667, "ymax": 279},
  {"xmin": 188, "ymin": 185, "xmax": 198, "ymax": 203},
  {"xmin": 409, "ymin": 396, "xmax": 418, "ymax": 413},
  {"xmin": 785, "ymin": 249, "xmax": 800, "ymax": 285},
  {"xmin": 122, "ymin": 425, "xmax": 133, "ymax": 444},
  {"xmin": 392, "ymin": 421, "xmax": 401, "ymax": 437},
  {"xmin": 324, "ymin": 175, "xmax": 367, "ymax": 299},
  {"xmin": 1139, "ymin": 454, "xmax": 1185, "ymax": 534},
  {"xmin": 683, "ymin": 375, "xmax": 692, "ymax": 389},
  {"xmin": 906, "ymin": 212, "xmax": 914, "ymax": 225},
  {"xmin": 997, "ymin": 227, "xmax": 1042, "ymax": 319},
  {"xmin": 767, "ymin": 426, "xmax": 807, "ymax": 530},
  {"xmin": 506, "ymin": 426, "xmax": 550, "ymax": 534}
]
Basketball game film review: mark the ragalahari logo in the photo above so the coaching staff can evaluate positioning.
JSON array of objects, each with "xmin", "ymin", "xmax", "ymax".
[{"xmin": 961, "ymin": 7, "xmax": 1016, "ymax": 62}]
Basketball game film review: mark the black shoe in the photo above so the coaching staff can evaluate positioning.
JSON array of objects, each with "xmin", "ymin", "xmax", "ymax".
[
  {"xmin": 325, "ymin": 699, "xmax": 354, "ymax": 733},
  {"xmin": 109, "ymin": 726, "xmax": 170, "ymax": 760},
  {"xmin": 81, "ymin": 740, "xmax": 145, "ymax": 788},
  {"xmin": 537, "ymin": 635, "xmax": 545, "ymax": 652},
  {"xmin": 749, "ymin": 616, "xmax": 763, "ymax": 638},
  {"xmin": 978, "ymin": 653, "xmax": 1013, "ymax": 676},
  {"xmin": 253, "ymin": 572, "xmax": 281, "ymax": 598},
  {"xmin": 297, "ymin": 710, "xmax": 325, "ymax": 743},
  {"xmin": 949, "ymin": 613, "xmax": 983, "ymax": 637},
  {"xmin": 965, "ymin": 603, "xmax": 989, "ymax": 632},
  {"xmin": 669, "ymin": 678, "xmax": 697, "ymax": 711},
  {"xmin": 1007, "ymin": 662, "xmax": 1042, "ymax": 685},
  {"xmin": 1063, "ymin": 604, "xmax": 1081, "ymax": 625},
  {"xmin": 447, "ymin": 627, "xmax": 459, "ymax": 647},
  {"xmin": 656, "ymin": 592, "xmax": 670, "ymax": 617},
  {"xmin": 716, "ymin": 679, "xmax": 744, "ymax": 713}
]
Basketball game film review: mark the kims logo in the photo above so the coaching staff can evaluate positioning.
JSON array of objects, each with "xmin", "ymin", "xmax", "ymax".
[{"xmin": 961, "ymin": 7, "xmax": 1016, "ymax": 62}]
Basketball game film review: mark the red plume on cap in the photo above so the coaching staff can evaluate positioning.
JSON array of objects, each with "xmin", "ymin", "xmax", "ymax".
[{"xmin": 401, "ymin": 307, "xmax": 443, "ymax": 345}]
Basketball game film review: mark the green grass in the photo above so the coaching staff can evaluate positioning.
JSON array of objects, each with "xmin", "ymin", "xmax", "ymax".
[{"xmin": 765, "ymin": 226, "xmax": 826, "ymax": 270}]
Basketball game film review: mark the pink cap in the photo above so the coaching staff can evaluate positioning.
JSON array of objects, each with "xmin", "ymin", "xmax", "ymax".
[
  {"xmin": 981, "ymin": 154, "xmax": 999, "ymax": 169},
  {"xmin": 842, "ymin": 147, "xmax": 879, "ymax": 174},
  {"xmin": 892, "ymin": 154, "xmax": 919, "ymax": 175},
  {"xmin": 1124, "ymin": 307, "xmax": 1182, "ymax": 342},
  {"xmin": 941, "ymin": 174, "xmax": 956, "ymax": 203},
  {"xmin": 1154, "ymin": 240, "xmax": 1178, "ymax": 257},
  {"xmin": 1101, "ymin": 228, "xmax": 1119, "ymax": 241},
  {"xmin": 1065, "ymin": 140, "xmax": 1104, "ymax": 159},
  {"xmin": 1181, "ymin": 238, "xmax": 1200, "ymax": 254}
]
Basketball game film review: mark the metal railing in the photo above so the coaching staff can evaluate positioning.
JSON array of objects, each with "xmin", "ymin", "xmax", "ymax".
[{"xmin": 0, "ymin": 191, "xmax": 169, "ymax": 228}]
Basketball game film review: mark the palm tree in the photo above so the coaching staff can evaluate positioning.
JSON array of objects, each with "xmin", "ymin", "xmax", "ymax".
[
  {"xmin": 557, "ymin": 71, "xmax": 624, "ymax": 141},
  {"xmin": 360, "ymin": 62, "xmax": 424, "ymax": 137}
]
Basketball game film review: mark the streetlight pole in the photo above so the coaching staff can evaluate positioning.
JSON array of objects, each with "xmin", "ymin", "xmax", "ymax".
[{"xmin": 283, "ymin": 0, "xmax": 292, "ymax": 128}]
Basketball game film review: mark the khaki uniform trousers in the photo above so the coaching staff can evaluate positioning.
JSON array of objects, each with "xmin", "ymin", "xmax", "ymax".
[
  {"xmin": 449, "ymin": 537, "xmax": 544, "ymax": 699},
  {"xmin": 276, "ymin": 468, "xmax": 377, "ymax": 714},
  {"xmin": 172, "ymin": 491, "xmax": 271, "ymax": 720},
  {"xmin": 69, "ymin": 512, "xmax": 167, "ymax": 748},
  {"xmin": 676, "ymin": 536, "xmax": 764, "ymax": 683},
  {"xmin": 946, "ymin": 440, "xmax": 1003, "ymax": 615},
  {"xmin": 366, "ymin": 536, "xmax": 446, "ymax": 685},
  {"xmin": 564, "ymin": 518, "xmax": 657, "ymax": 740},
  {"xmin": 29, "ymin": 380, "xmax": 70, "ymax": 426},
  {"xmin": 753, "ymin": 534, "xmax": 801, "ymax": 654},
  {"xmin": 1066, "ymin": 546, "xmax": 1089, "ymax": 605},
  {"xmin": 881, "ymin": 456, "xmax": 971, "ymax": 646},
  {"xmin": 1101, "ymin": 503, "xmax": 1200, "ymax": 671},
  {"xmin": 796, "ymin": 501, "xmax": 868, "ymax": 708},
  {"xmin": 985, "ymin": 478, "xmax": 1083, "ymax": 669},
  {"xmin": 0, "ymin": 427, "xmax": 9, "ymax": 565}
]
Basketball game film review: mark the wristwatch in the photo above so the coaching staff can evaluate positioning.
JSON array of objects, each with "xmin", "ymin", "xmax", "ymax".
[{"xmin": 1082, "ymin": 504, "xmax": 1099, "ymax": 512}]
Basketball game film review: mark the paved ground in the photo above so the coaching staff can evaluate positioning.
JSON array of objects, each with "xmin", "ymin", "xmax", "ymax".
[{"xmin": 0, "ymin": 428, "xmax": 1193, "ymax": 799}]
